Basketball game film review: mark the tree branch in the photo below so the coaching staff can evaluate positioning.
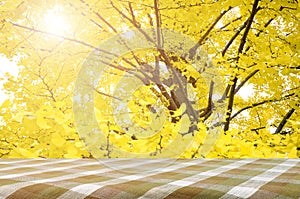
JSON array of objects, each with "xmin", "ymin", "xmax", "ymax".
[
  {"xmin": 234, "ymin": 69, "xmax": 259, "ymax": 94},
  {"xmin": 200, "ymin": 80, "xmax": 214, "ymax": 119},
  {"xmin": 154, "ymin": 0, "xmax": 162, "ymax": 48},
  {"xmin": 255, "ymin": 18, "xmax": 274, "ymax": 37},
  {"xmin": 110, "ymin": 1, "xmax": 155, "ymax": 43},
  {"xmin": 274, "ymin": 108, "xmax": 295, "ymax": 134},
  {"xmin": 251, "ymin": 126, "xmax": 265, "ymax": 132},
  {"xmin": 230, "ymin": 93, "xmax": 295, "ymax": 120},
  {"xmin": 10, "ymin": 22, "xmax": 118, "ymax": 56},
  {"xmin": 224, "ymin": 77, "xmax": 238, "ymax": 131},
  {"xmin": 93, "ymin": 87, "xmax": 122, "ymax": 101},
  {"xmin": 188, "ymin": 6, "xmax": 232, "ymax": 59},
  {"xmin": 222, "ymin": 19, "xmax": 248, "ymax": 56},
  {"xmin": 218, "ymin": 84, "xmax": 230, "ymax": 102},
  {"xmin": 68, "ymin": 2, "xmax": 103, "ymax": 30},
  {"xmin": 218, "ymin": 16, "xmax": 242, "ymax": 30},
  {"xmin": 223, "ymin": 0, "xmax": 260, "ymax": 131},
  {"xmin": 238, "ymin": 0, "xmax": 260, "ymax": 54},
  {"xmin": 11, "ymin": 11, "xmax": 152, "ymax": 90}
]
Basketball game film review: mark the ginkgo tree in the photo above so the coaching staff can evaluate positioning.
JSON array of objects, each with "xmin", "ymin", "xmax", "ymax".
[{"xmin": 0, "ymin": 0, "xmax": 299, "ymax": 158}]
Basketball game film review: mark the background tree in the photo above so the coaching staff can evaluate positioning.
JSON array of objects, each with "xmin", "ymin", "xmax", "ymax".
[{"xmin": 0, "ymin": 0, "xmax": 299, "ymax": 158}]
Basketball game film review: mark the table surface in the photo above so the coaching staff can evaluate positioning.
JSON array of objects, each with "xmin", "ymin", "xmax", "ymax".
[{"xmin": 0, "ymin": 158, "xmax": 299, "ymax": 199}]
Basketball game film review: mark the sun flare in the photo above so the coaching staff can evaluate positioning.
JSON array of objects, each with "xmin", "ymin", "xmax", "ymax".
[{"xmin": 43, "ymin": 6, "xmax": 70, "ymax": 36}]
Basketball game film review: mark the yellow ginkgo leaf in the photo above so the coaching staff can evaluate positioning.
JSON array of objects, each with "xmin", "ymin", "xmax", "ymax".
[
  {"xmin": 179, "ymin": 114, "xmax": 191, "ymax": 134},
  {"xmin": 51, "ymin": 133, "xmax": 65, "ymax": 147}
]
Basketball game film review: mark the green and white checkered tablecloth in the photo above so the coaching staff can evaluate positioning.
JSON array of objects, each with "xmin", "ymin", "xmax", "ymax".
[{"xmin": 0, "ymin": 159, "xmax": 299, "ymax": 198}]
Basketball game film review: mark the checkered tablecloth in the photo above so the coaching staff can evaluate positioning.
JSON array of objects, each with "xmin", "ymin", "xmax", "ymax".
[{"xmin": 0, "ymin": 159, "xmax": 299, "ymax": 199}]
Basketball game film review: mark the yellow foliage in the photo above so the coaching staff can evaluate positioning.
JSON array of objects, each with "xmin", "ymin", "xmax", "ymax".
[{"xmin": 0, "ymin": 0, "xmax": 299, "ymax": 158}]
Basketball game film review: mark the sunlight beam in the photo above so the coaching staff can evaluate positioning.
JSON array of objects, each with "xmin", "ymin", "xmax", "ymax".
[{"xmin": 43, "ymin": 6, "xmax": 70, "ymax": 36}]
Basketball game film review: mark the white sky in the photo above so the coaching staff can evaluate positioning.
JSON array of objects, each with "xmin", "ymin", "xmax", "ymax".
[
  {"xmin": 0, "ymin": 54, "xmax": 19, "ymax": 105},
  {"xmin": 237, "ymin": 83, "xmax": 254, "ymax": 100}
]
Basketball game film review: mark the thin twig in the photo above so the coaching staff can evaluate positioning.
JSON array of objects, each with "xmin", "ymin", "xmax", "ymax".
[{"xmin": 230, "ymin": 93, "xmax": 295, "ymax": 120}]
